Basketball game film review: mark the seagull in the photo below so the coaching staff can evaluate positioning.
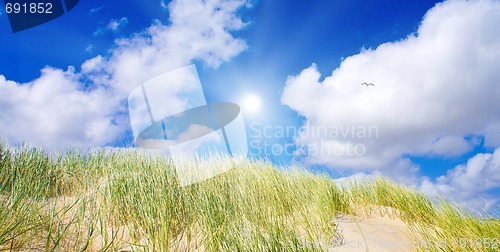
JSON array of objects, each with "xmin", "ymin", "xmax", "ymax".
[{"xmin": 361, "ymin": 82, "xmax": 375, "ymax": 86}]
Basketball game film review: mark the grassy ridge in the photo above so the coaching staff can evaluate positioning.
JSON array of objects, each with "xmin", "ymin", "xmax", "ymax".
[{"xmin": 0, "ymin": 142, "xmax": 498, "ymax": 251}]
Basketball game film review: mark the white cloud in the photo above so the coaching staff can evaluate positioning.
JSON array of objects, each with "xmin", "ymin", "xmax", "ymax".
[
  {"xmin": 107, "ymin": 17, "xmax": 128, "ymax": 32},
  {"xmin": 93, "ymin": 17, "xmax": 129, "ymax": 36},
  {"xmin": 281, "ymin": 0, "xmax": 500, "ymax": 173},
  {"xmin": 161, "ymin": 0, "xmax": 168, "ymax": 10},
  {"xmin": 334, "ymin": 172, "xmax": 374, "ymax": 187},
  {"xmin": 103, "ymin": 0, "xmax": 249, "ymax": 97},
  {"xmin": 85, "ymin": 44, "xmax": 94, "ymax": 53},
  {"xmin": 0, "ymin": 0, "xmax": 250, "ymax": 151},
  {"xmin": 170, "ymin": 124, "xmax": 222, "ymax": 155},
  {"xmin": 484, "ymin": 122, "xmax": 500, "ymax": 148},
  {"xmin": 0, "ymin": 68, "xmax": 121, "ymax": 149},
  {"xmin": 420, "ymin": 148, "xmax": 500, "ymax": 213},
  {"xmin": 90, "ymin": 6, "xmax": 104, "ymax": 15}
]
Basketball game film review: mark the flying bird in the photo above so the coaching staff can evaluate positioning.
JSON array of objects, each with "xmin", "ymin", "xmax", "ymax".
[{"xmin": 361, "ymin": 82, "xmax": 375, "ymax": 86}]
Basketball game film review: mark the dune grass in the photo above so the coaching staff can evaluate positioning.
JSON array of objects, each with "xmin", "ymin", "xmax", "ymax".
[{"xmin": 0, "ymin": 142, "xmax": 498, "ymax": 251}]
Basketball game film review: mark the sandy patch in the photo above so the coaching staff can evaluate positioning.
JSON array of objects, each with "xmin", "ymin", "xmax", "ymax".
[{"xmin": 332, "ymin": 214, "xmax": 419, "ymax": 252}]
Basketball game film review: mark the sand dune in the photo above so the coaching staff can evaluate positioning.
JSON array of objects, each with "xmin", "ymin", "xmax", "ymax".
[{"xmin": 334, "ymin": 214, "xmax": 418, "ymax": 252}]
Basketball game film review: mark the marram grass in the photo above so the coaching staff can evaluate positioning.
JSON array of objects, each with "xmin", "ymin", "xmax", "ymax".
[{"xmin": 0, "ymin": 142, "xmax": 498, "ymax": 251}]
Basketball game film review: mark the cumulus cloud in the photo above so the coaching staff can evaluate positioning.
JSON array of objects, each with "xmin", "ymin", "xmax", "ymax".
[
  {"xmin": 0, "ymin": 68, "xmax": 121, "ymax": 149},
  {"xmin": 0, "ymin": 0, "xmax": 250, "ymax": 151},
  {"xmin": 102, "ymin": 0, "xmax": 249, "ymax": 97},
  {"xmin": 420, "ymin": 148, "xmax": 500, "ymax": 213},
  {"xmin": 282, "ymin": 0, "xmax": 500, "ymax": 173}
]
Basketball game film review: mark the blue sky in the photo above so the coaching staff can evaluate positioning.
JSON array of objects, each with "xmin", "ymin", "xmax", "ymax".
[{"xmin": 1, "ymin": 0, "xmax": 499, "ymax": 214}]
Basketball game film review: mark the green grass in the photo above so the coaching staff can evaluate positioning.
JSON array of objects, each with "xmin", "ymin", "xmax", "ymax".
[{"xmin": 0, "ymin": 142, "xmax": 498, "ymax": 251}]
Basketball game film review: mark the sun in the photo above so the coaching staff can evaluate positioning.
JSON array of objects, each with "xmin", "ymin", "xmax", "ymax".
[{"xmin": 242, "ymin": 94, "xmax": 262, "ymax": 113}]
